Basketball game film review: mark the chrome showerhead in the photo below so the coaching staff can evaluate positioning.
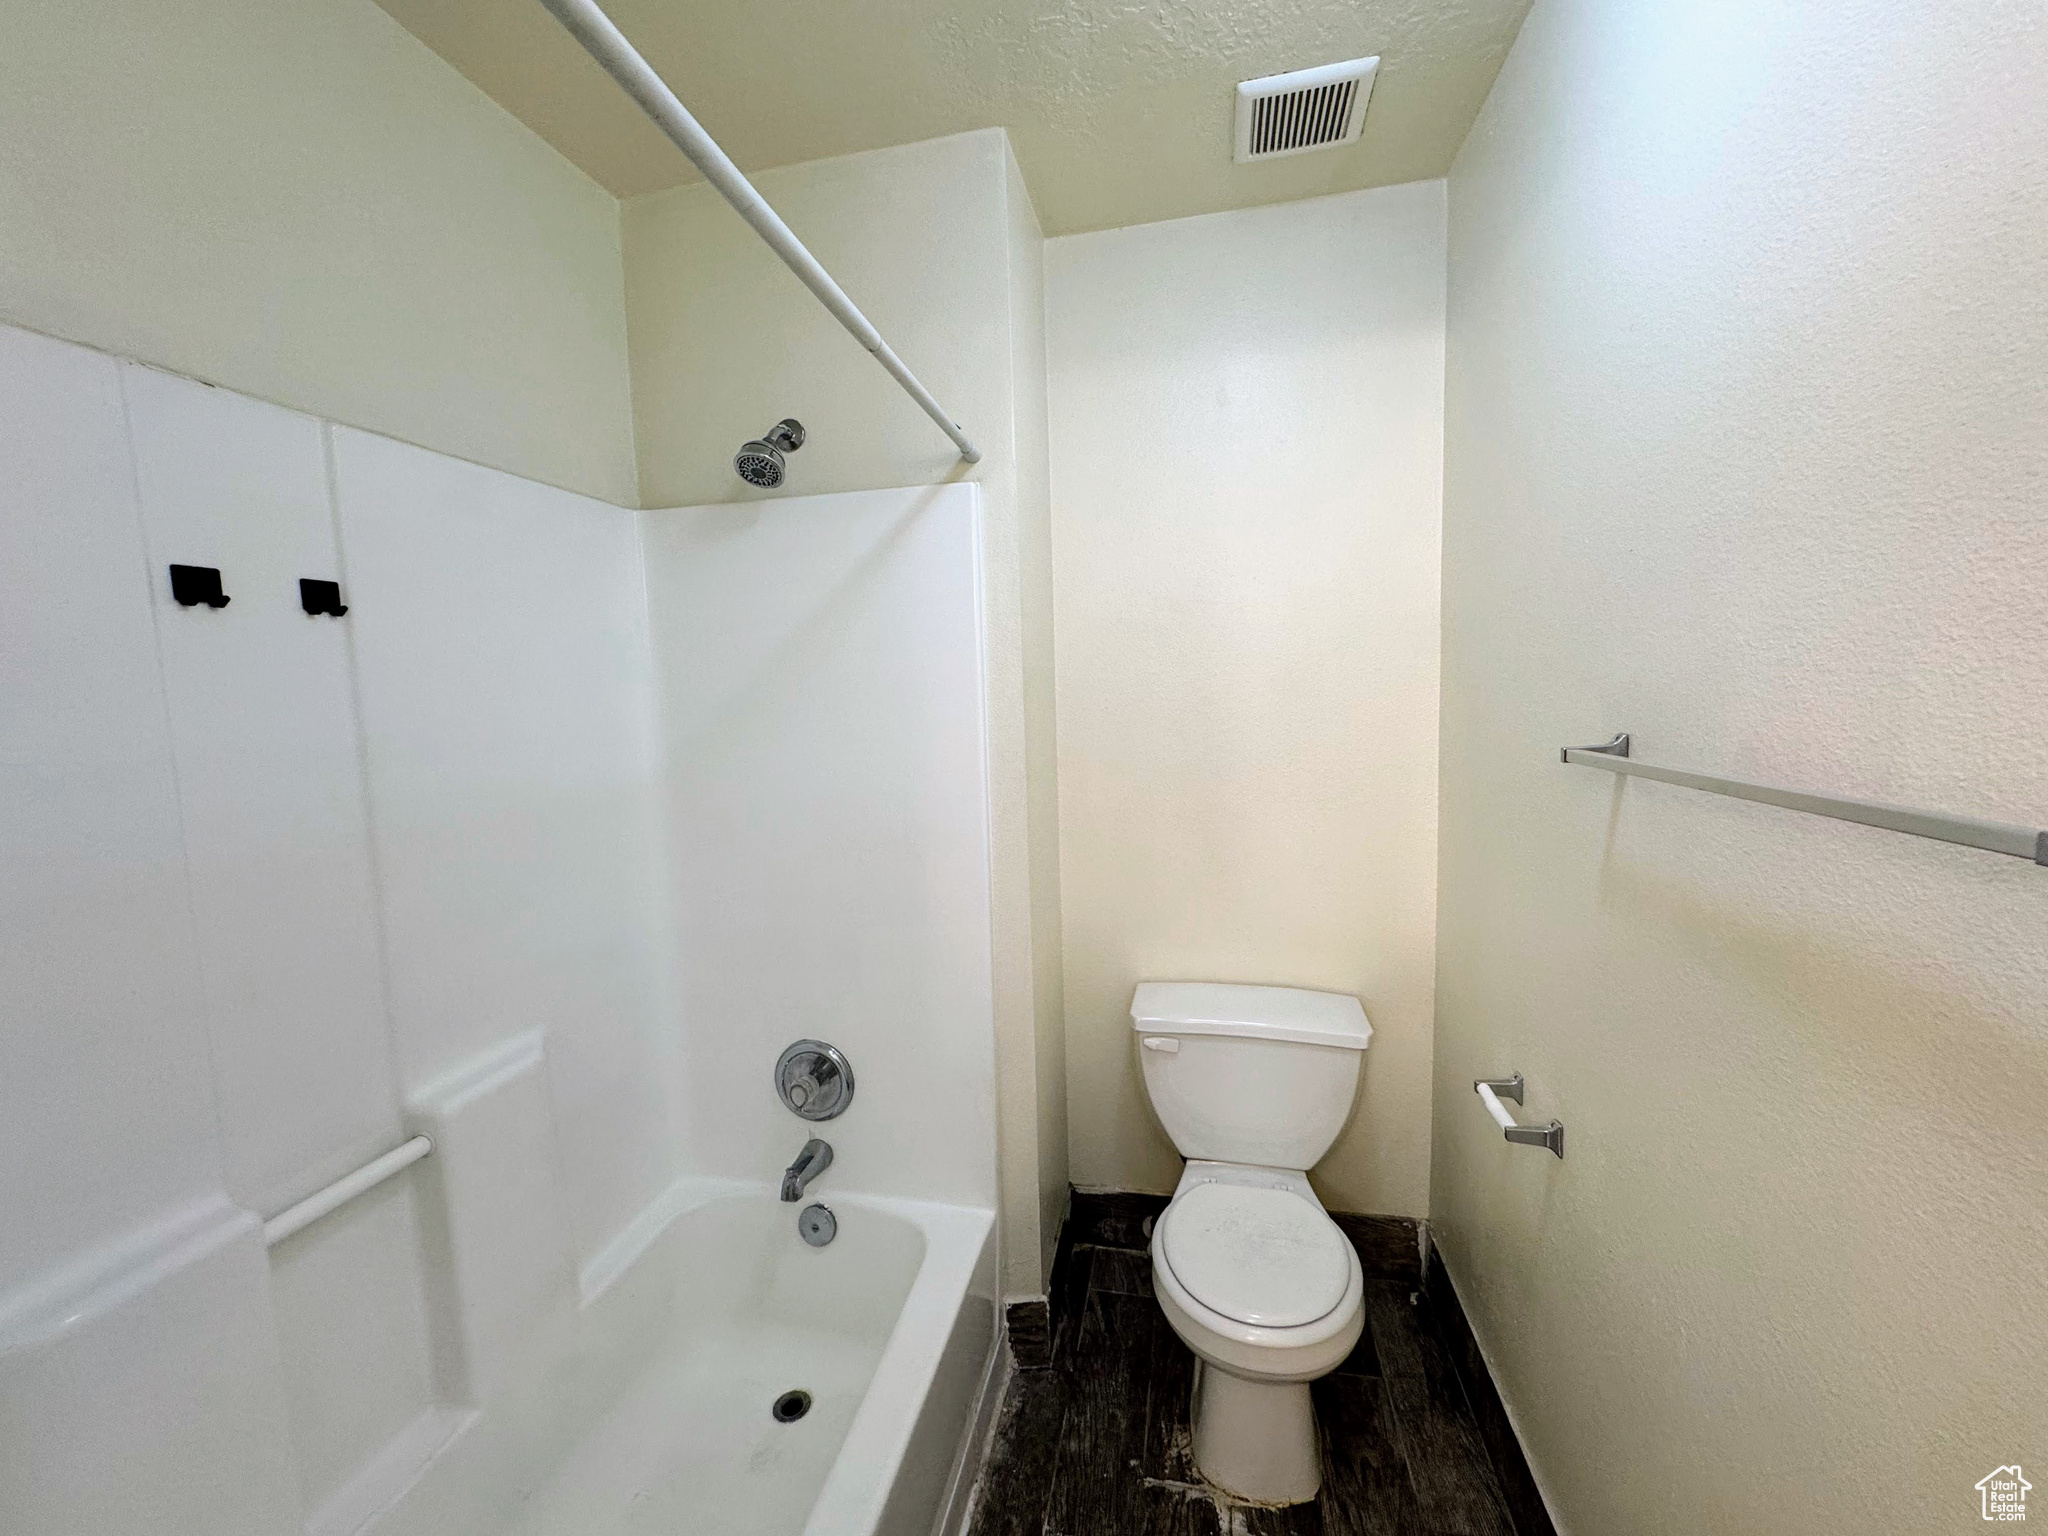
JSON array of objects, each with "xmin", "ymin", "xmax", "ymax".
[{"xmin": 734, "ymin": 418, "xmax": 806, "ymax": 488}]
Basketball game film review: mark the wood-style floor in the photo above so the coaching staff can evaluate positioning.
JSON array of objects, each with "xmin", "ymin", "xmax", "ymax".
[{"xmin": 966, "ymin": 1194, "xmax": 1553, "ymax": 1536}]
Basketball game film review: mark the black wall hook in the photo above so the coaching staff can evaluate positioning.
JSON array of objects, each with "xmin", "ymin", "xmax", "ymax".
[
  {"xmin": 169, "ymin": 565, "xmax": 229, "ymax": 609},
  {"xmin": 299, "ymin": 579, "xmax": 348, "ymax": 618}
]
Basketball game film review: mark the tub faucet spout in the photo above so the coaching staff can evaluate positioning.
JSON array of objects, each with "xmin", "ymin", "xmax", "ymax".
[{"xmin": 781, "ymin": 1138, "xmax": 833, "ymax": 1202}]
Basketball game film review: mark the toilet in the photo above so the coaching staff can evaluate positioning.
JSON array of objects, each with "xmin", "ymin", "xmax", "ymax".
[{"xmin": 1132, "ymin": 981, "xmax": 1374, "ymax": 1506}]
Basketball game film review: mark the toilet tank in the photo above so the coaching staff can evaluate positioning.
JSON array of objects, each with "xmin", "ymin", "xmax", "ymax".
[{"xmin": 1131, "ymin": 982, "xmax": 1373, "ymax": 1170}]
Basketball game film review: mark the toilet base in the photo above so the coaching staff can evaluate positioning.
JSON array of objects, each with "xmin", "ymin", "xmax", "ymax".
[{"xmin": 1190, "ymin": 1359, "xmax": 1321, "ymax": 1505}]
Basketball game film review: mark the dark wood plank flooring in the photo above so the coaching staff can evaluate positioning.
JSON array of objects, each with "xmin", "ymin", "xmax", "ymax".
[{"xmin": 967, "ymin": 1197, "xmax": 1548, "ymax": 1536}]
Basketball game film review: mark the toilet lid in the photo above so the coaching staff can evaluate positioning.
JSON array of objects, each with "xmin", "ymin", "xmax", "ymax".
[{"xmin": 1159, "ymin": 1183, "xmax": 1351, "ymax": 1328}]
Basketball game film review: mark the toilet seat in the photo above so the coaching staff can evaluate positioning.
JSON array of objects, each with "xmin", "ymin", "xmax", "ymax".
[
  {"xmin": 1149, "ymin": 1175, "xmax": 1364, "ymax": 1385},
  {"xmin": 1158, "ymin": 1183, "xmax": 1351, "ymax": 1328}
]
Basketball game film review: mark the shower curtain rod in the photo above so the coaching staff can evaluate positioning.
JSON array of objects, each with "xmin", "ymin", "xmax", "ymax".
[{"xmin": 538, "ymin": 0, "xmax": 982, "ymax": 465}]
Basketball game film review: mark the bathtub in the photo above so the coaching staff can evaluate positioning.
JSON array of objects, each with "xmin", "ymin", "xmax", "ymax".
[{"xmin": 496, "ymin": 1185, "xmax": 997, "ymax": 1536}]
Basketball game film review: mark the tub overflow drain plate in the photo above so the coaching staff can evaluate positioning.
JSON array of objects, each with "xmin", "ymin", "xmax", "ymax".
[
  {"xmin": 773, "ymin": 1390, "xmax": 812, "ymax": 1424},
  {"xmin": 798, "ymin": 1203, "xmax": 837, "ymax": 1246}
]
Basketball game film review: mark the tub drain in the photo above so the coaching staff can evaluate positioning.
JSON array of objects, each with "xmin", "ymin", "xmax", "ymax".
[{"xmin": 772, "ymin": 1389, "xmax": 812, "ymax": 1424}]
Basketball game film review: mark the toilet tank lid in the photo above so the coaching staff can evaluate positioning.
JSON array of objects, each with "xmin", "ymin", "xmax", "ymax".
[{"xmin": 1130, "ymin": 982, "xmax": 1372, "ymax": 1050}]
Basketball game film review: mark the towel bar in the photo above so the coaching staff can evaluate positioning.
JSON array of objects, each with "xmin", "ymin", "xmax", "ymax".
[{"xmin": 1562, "ymin": 732, "xmax": 2047, "ymax": 866}]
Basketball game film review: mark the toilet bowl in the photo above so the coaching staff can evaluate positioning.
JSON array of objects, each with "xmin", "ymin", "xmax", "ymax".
[
  {"xmin": 1151, "ymin": 1162, "xmax": 1363, "ymax": 1503},
  {"xmin": 1131, "ymin": 982, "xmax": 1374, "ymax": 1505}
]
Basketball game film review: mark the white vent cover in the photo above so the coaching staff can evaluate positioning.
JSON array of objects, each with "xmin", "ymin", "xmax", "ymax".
[{"xmin": 1233, "ymin": 57, "xmax": 1380, "ymax": 163}]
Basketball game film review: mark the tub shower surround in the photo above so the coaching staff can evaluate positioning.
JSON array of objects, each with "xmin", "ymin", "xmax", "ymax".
[{"xmin": 0, "ymin": 320, "xmax": 1001, "ymax": 1536}]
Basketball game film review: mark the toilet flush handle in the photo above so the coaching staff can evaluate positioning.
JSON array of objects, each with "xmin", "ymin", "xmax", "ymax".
[{"xmin": 1141, "ymin": 1036, "xmax": 1180, "ymax": 1054}]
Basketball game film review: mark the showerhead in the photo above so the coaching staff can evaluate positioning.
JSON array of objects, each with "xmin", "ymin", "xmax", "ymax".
[{"xmin": 734, "ymin": 418, "xmax": 806, "ymax": 488}]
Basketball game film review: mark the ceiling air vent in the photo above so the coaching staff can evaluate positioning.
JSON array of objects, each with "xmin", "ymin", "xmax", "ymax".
[{"xmin": 1233, "ymin": 57, "xmax": 1380, "ymax": 163}]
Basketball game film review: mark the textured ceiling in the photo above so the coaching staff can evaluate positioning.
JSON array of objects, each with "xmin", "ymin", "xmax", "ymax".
[{"xmin": 373, "ymin": 0, "xmax": 1529, "ymax": 235}]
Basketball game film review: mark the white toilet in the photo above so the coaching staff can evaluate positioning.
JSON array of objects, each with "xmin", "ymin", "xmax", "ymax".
[{"xmin": 1131, "ymin": 980, "xmax": 1374, "ymax": 1506}]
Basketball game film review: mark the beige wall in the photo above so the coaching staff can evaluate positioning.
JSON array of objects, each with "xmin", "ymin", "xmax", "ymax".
[
  {"xmin": 1436, "ymin": 3, "xmax": 2048, "ymax": 1533},
  {"xmin": 1007, "ymin": 153, "xmax": 1072, "ymax": 1281},
  {"xmin": 1047, "ymin": 184, "xmax": 1446, "ymax": 1217},
  {"xmin": 625, "ymin": 131, "xmax": 1008, "ymax": 509},
  {"xmin": 623, "ymin": 130, "xmax": 1066, "ymax": 1297},
  {"xmin": 0, "ymin": 0, "xmax": 635, "ymax": 504}
]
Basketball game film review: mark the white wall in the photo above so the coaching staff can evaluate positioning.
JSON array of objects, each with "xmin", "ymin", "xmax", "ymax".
[
  {"xmin": 0, "ymin": 0, "xmax": 636, "ymax": 504},
  {"xmin": 1436, "ymin": 3, "xmax": 2048, "ymax": 1533},
  {"xmin": 642, "ymin": 485, "xmax": 997, "ymax": 1211},
  {"xmin": 623, "ymin": 130, "xmax": 1065, "ymax": 1295},
  {"xmin": 1046, "ymin": 183, "xmax": 1446, "ymax": 1217}
]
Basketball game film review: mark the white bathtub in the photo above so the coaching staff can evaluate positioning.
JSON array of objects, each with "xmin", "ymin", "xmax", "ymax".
[{"xmin": 496, "ymin": 1185, "xmax": 996, "ymax": 1536}]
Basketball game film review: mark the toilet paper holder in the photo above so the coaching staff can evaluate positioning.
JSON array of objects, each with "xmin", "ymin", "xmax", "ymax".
[{"xmin": 1473, "ymin": 1074, "xmax": 1564, "ymax": 1159}]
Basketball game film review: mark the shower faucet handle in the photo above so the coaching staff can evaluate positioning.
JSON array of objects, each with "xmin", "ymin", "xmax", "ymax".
[{"xmin": 775, "ymin": 1040, "xmax": 854, "ymax": 1121}]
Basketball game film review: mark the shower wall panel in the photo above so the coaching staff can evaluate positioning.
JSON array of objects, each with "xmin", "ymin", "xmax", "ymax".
[
  {"xmin": 0, "ymin": 318, "xmax": 683, "ymax": 1534},
  {"xmin": 331, "ymin": 428, "xmax": 681, "ymax": 1271},
  {"xmin": 0, "ymin": 329, "xmax": 226, "ymax": 1298},
  {"xmin": 123, "ymin": 365, "xmax": 401, "ymax": 1219},
  {"xmin": 641, "ymin": 483, "xmax": 998, "ymax": 1213},
  {"xmin": 0, "ymin": 324, "xmax": 312, "ymax": 1535},
  {"xmin": 118, "ymin": 365, "xmax": 441, "ymax": 1523}
]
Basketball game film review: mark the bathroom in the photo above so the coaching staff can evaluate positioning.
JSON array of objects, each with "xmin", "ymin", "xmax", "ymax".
[{"xmin": 1, "ymin": 1, "xmax": 2041, "ymax": 1534}]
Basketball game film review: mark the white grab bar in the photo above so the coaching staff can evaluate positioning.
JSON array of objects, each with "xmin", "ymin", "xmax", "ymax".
[
  {"xmin": 262, "ymin": 1136, "xmax": 434, "ymax": 1247},
  {"xmin": 536, "ymin": 0, "xmax": 981, "ymax": 465},
  {"xmin": 1473, "ymin": 1075, "xmax": 1563, "ymax": 1159}
]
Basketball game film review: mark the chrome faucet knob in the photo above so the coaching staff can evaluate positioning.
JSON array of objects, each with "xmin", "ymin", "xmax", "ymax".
[{"xmin": 775, "ymin": 1041, "xmax": 853, "ymax": 1121}]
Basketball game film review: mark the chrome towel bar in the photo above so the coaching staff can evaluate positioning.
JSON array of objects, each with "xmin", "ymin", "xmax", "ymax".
[
  {"xmin": 1474, "ymin": 1074, "xmax": 1564, "ymax": 1158},
  {"xmin": 1562, "ymin": 733, "xmax": 2048, "ymax": 867},
  {"xmin": 262, "ymin": 1135, "xmax": 434, "ymax": 1247}
]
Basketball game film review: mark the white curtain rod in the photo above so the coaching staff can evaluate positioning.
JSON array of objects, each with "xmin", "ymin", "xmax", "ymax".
[{"xmin": 538, "ymin": 0, "xmax": 982, "ymax": 465}]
